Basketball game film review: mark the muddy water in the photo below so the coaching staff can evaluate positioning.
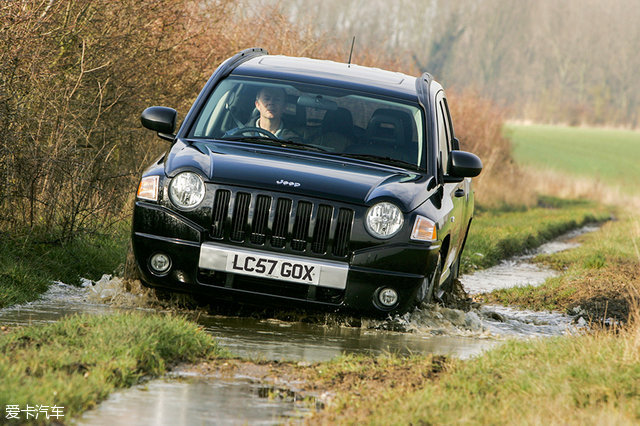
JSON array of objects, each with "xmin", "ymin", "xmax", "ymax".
[
  {"xmin": 0, "ymin": 226, "xmax": 599, "ymax": 425},
  {"xmin": 77, "ymin": 374, "xmax": 315, "ymax": 425},
  {"xmin": 460, "ymin": 225, "xmax": 598, "ymax": 294}
]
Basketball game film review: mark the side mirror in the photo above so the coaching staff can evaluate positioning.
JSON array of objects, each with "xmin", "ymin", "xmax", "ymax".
[
  {"xmin": 445, "ymin": 150, "xmax": 483, "ymax": 182},
  {"xmin": 141, "ymin": 106, "xmax": 177, "ymax": 140}
]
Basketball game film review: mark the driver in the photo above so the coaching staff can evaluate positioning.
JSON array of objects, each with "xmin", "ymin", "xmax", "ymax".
[{"xmin": 248, "ymin": 87, "xmax": 300, "ymax": 141}]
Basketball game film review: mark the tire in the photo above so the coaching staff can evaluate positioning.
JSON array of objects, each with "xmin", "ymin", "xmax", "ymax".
[
  {"xmin": 440, "ymin": 253, "xmax": 460, "ymax": 295},
  {"xmin": 415, "ymin": 258, "xmax": 442, "ymax": 305}
]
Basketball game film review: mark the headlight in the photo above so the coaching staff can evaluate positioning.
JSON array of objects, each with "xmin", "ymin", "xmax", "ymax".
[
  {"xmin": 169, "ymin": 172, "xmax": 205, "ymax": 209},
  {"xmin": 365, "ymin": 202, "xmax": 404, "ymax": 239}
]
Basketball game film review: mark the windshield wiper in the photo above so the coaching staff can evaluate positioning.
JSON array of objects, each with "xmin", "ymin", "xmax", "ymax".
[
  {"xmin": 338, "ymin": 153, "xmax": 419, "ymax": 170},
  {"xmin": 277, "ymin": 139, "xmax": 328, "ymax": 152},
  {"xmin": 220, "ymin": 135, "xmax": 328, "ymax": 152},
  {"xmin": 220, "ymin": 135, "xmax": 281, "ymax": 144}
]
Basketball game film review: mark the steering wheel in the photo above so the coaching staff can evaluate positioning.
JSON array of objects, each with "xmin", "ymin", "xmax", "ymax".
[{"xmin": 225, "ymin": 126, "xmax": 278, "ymax": 139}]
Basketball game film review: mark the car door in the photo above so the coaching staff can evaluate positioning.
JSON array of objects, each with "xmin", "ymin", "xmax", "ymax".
[{"xmin": 436, "ymin": 91, "xmax": 465, "ymax": 276}]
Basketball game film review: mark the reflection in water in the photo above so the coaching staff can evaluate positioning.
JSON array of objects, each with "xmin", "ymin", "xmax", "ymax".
[
  {"xmin": 198, "ymin": 314, "xmax": 497, "ymax": 361},
  {"xmin": 77, "ymin": 375, "xmax": 312, "ymax": 426}
]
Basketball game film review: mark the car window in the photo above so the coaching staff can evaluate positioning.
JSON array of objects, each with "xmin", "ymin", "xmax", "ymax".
[
  {"xmin": 189, "ymin": 77, "xmax": 426, "ymax": 171},
  {"xmin": 436, "ymin": 93, "xmax": 450, "ymax": 175}
]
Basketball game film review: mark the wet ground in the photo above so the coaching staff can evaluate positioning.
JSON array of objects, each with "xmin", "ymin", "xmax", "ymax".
[
  {"xmin": 77, "ymin": 373, "xmax": 314, "ymax": 426},
  {"xmin": 459, "ymin": 225, "xmax": 597, "ymax": 295},
  {"xmin": 0, "ymin": 225, "xmax": 599, "ymax": 425}
]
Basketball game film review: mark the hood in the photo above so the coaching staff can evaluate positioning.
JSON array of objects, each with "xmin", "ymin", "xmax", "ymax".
[{"xmin": 166, "ymin": 139, "xmax": 434, "ymax": 211}]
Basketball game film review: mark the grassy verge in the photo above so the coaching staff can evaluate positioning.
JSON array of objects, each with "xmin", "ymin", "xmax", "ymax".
[
  {"xmin": 196, "ymin": 313, "xmax": 640, "ymax": 425},
  {"xmin": 305, "ymin": 321, "xmax": 640, "ymax": 425},
  {"xmin": 0, "ymin": 226, "xmax": 129, "ymax": 308},
  {"xmin": 0, "ymin": 313, "xmax": 228, "ymax": 421},
  {"xmin": 295, "ymin": 204, "xmax": 640, "ymax": 423},
  {"xmin": 462, "ymin": 196, "xmax": 612, "ymax": 273}
]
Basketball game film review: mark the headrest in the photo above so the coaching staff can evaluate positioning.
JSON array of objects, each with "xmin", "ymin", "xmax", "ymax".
[
  {"xmin": 322, "ymin": 107, "xmax": 354, "ymax": 132},
  {"xmin": 366, "ymin": 108, "xmax": 413, "ymax": 145}
]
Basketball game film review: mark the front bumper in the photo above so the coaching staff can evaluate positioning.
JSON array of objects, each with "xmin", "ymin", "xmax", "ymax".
[{"xmin": 132, "ymin": 201, "xmax": 440, "ymax": 314}]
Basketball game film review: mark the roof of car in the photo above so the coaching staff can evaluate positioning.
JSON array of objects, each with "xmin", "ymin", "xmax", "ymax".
[{"xmin": 231, "ymin": 55, "xmax": 420, "ymax": 101}]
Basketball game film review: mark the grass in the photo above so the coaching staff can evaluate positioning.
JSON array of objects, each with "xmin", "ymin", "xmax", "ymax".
[
  {"xmin": 462, "ymin": 196, "xmax": 612, "ymax": 273},
  {"xmin": 505, "ymin": 123, "xmax": 640, "ymax": 193},
  {"xmin": 335, "ymin": 323, "xmax": 640, "ymax": 425},
  {"xmin": 0, "ymin": 313, "xmax": 228, "ymax": 421},
  {"xmin": 0, "ymin": 226, "xmax": 129, "ymax": 308},
  {"xmin": 477, "ymin": 123, "xmax": 640, "ymax": 321}
]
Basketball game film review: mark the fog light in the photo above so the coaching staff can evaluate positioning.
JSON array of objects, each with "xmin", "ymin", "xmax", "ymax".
[
  {"xmin": 150, "ymin": 253, "xmax": 171, "ymax": 275},
  {"xmin": 378, "ymin": 288, "xmax": 398, "ymax": 307}
]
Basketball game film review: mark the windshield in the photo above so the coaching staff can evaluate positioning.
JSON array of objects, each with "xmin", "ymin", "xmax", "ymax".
[{"xmin": 189, "ymin": 77, "xmax": 426, "ymax": 170}]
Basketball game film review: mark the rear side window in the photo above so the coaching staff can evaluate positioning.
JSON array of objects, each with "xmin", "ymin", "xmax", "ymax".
[{"xmin": 436, "ymin": 92, "xmax": 451, "ymax": 175}]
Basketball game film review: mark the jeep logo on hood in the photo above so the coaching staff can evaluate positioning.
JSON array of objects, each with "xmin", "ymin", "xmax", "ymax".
[{"xmin": 276, "ymin": 179, "xmax": 301, "ymax": 187}]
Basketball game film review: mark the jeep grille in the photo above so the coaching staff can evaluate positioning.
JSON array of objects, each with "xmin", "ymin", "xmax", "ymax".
[{"xmin": 210, "ymin": 188, "xmax": 354, "ymax": 257}]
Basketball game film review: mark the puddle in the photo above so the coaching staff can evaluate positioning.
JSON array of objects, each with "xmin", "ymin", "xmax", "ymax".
[
  {"xmin": 0, "ymin": 278, "xmax": 154, "ymax": 327},
  {"xmin": 0, "ymin": 225, "xmax": 601, "ymax": 425},
  {"xmin": 198, "ymin": 313, "xmax": 498, "ymax": 361},
  {"xmin": 0, "ymin": 282, "xmax": 114, "ymax": 326},
  {"xmin": 77, "ymin": 374, "xmax": 313, "ymax": 425}
]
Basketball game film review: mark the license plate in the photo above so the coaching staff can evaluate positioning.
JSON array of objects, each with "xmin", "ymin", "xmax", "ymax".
[
  {"xmin": 226, "ymin": 252, "xmax": 319, "ymax": 284},
  {"xmin": 198, "ymin": 243, "xmax": 348, "ymax": 289}
]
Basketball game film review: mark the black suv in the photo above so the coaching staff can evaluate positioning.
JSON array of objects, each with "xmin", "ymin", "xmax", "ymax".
[{"xmin": 133, "ymin": 48, "xmax": 482, "ymax": 315}]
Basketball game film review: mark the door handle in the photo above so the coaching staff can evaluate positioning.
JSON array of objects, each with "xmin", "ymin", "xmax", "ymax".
[{"xmin": 454, "ymin": 188, "xmax": 465, "ymax": 197}]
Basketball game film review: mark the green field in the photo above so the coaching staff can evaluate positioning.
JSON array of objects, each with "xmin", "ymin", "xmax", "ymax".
[{"xmin": 505, "ymin": 123, "xmax": 640, "ymax": 191}]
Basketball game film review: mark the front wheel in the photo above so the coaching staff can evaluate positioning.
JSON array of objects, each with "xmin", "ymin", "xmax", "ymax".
[
  {"xmin": 440, "ymin": 248, "xmax": 463, "ymax": 298},
  {"xmin": 415, "ymin": 258, "xmax": 442, "ymax": 305}
]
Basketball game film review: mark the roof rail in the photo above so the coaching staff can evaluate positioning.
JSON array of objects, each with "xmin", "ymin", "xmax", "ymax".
[
  {"xmin": 217, "ymin": 47, "xmax": 269, "ymax": 79},
  {"xmin": 415, "ymin": 72, "xmax": 432, "ymax": 111},
  {"xmin": 419, "ymin": 72, "xmax": 433, "ymax": 86}
]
